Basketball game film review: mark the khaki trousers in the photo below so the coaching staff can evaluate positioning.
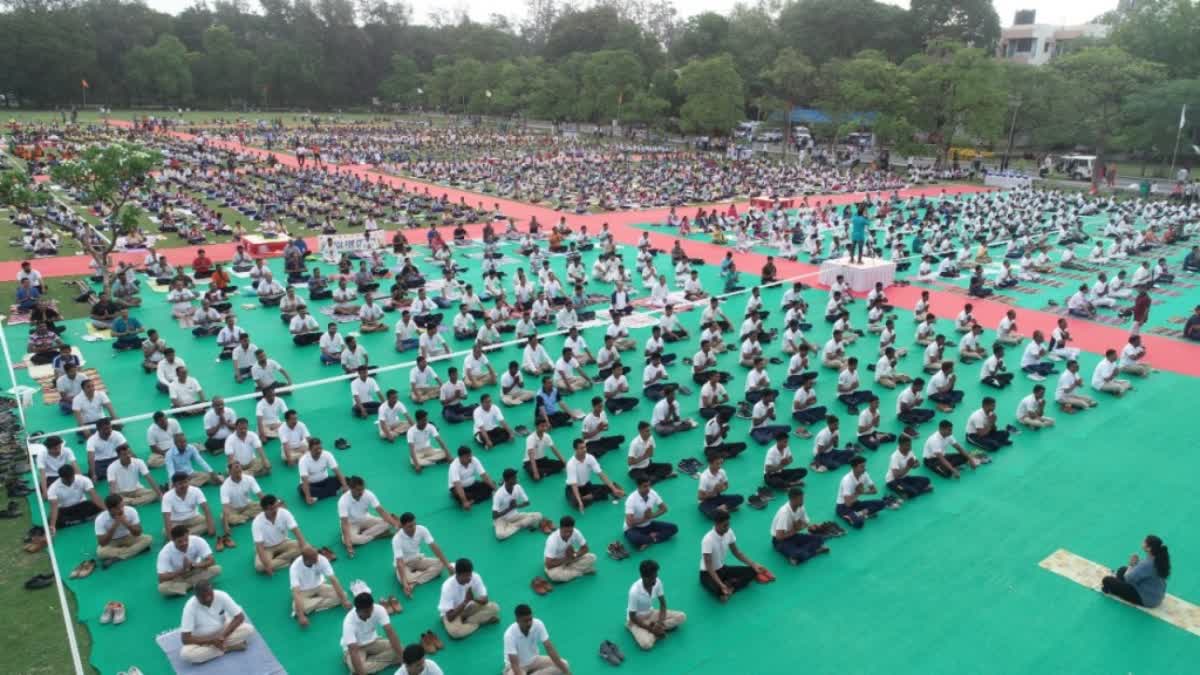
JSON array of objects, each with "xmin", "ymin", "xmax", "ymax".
[
  {"xmin": 118, "ymin": 487, "xmax": 157, "ymax": 506},
  {"xmin": 1060, "ymin": 393, "xmax": 1097, "ymax": 408},
  {"xmin": 442, "ymin": 601, "xmax": 500, "ymax": 639},
  {"xmin": 347, "ymin": 516, "xmax": 391, "ymax": 544},
  {"xmin": 502, "ymin": 390, "xmax": 536, "ymax": 406},
  {"xmin": 627, "ymin": 610, "xmax": 688, "ymax": 649},
  {"xmin": 1019, "ymin": 415, "xmax": 1055, "ymax": 429},
  {"xmin": 494, "ymin": 512, "xmax": 542, "ymax": 540},
  {"xmin": 396, "ymin": 555, "xmax": 443, "ymax": 586},
  {"xmin": 225, "ymin": 502, "xmax": 262, "ymax": 527},
  {"xmin": 503, "ymin": 655, "xmax": 570, "ymax": 674},
  {"xmin": 158, "ymin": 565, "xmax": 223, "ymax": 596},
  {"xmin": 96, "ymin": 534, "xmax": 153, "ymax": 561},
  {"xmin": 180, "ymin": 623, "xmax": 256, "ymax": 664},
  {"xmin": 343, "ymin": 638, "xmax": 395, "ymax": 674},
  {"xmin": 255, "ymin": 540, "xmax": 301, "ymax": 572},
  {"xmin": 545, "ymin": 553, "xmax": 597, "ymax": 582},
  {"xmin": 295, "ymin": 583, "xmax": 340, "ymax": 615},
  {"xmin": 412, "ymin": 446, "xmax": 449, "ymax": 468}
]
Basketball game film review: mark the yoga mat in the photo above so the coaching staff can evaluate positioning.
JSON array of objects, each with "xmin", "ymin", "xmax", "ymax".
[
  {"xmin": 155, "ymin": 626, "xmax": 285, "ymax": 675},
  {"xmin": 1039, "ymin": 549, "xmax": 1200, "ymax": 637}
]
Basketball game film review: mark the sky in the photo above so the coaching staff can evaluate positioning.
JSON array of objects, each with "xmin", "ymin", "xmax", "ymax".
[{"xmin": 140, "ymin": 0, "xmax": 1120, "ymax": 29}]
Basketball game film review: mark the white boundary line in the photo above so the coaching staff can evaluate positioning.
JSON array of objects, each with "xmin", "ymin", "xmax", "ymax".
[{"xmin": 0, "ymin": 314, "xmax": 86, "ymax": 675}]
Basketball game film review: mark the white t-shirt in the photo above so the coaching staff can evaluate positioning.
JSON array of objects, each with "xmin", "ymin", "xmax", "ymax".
[
  {"xmin": 156, "ymin": 535, "xmax": 212, "ymax": 573},
  {"xmin": 473, "ymin": 406, "xmax": 505, "ymax": 433},
  {"xmin": 836, "ymin": 470, "xmax": 875, "ymax": 505},
  {"xmin": 289, "ymin": 553, "xmax": 334, "ymax": 591},
  {"xmin": 86, "ymin": 430, "xmax": 127, "ymax": 462},
  {"xmin": 341, "ymin": 604, "xmax": 390, "ymax": 649},
  {"xmin": 279, "ymin": 421, "xmax": 310, "ymax": 447},
  {"xmin": 224, "ymin": 432, "xmax": 263, "ymax": 466},
  {"xmin": 448, "ymin": 457, "xmax": 486, "ymax": 488},
  {"xmin": 392, "ymin": 525, "xmax": 435, "ymax": 561},
  {"xmin": 161, "ymin": 485, "xmax": 206, "ymax": 520},
  {"xmin": 699, "ymin": 527, "xmax": 735, "ymax": 571},
  {"xmin": 106, "ymin": 457, "xmax": 149, "ymax": 492},
  {"xmin": 337, "ymin": 490, "xmax": 381, "ymax": 523},
  {"xmin": 1091, "ymin": 360, "xmax": 1118, "ymax": 389},
  {"xmin": 181, "ymin": 590, "xmax": 242, "ymax": 637},
  {"xmin": 565, "ymin": 454, "xmax": 602, "ymax": 486},
  {"xmin": 770, "ymin": 502, "xmax": 809, "ymax": 537},
  {"xmin": 298, "ymin": 451, "xmax": 338, "ymax": 482},
  {"xmin": 251, "ymin": 508, "xmax": 298, "ymax": 547},
  {"xmin": 48, "ymin": 475, "xmax": 93, "ymax": 507},
  {"xmin": 219, "ymin": 474, "xmax": 262, "ymax": 509},
  {"xmin": 885, "ymin": 449, "xmax": 914, "ymax": 483},
  {"xmin": 437, "ymin": 572, "xmax": 488, "ymax": 615},
  {"xmin": 406, "ymin": 424, "xmax": 439, "ymax": 450},
  {"xmin": 544, "ymin": 529, "xmax": 586, "ymax": 559},
  {"xmin": 146, "ymin": 418, "xmax": 183, "ymax": 452},
  {"xmin": 94, "ymin": 504, "xmax": 140, "ymax": 540},
  {"xmin": 1016, "ymin": 394, "xmax": 1040, "ymax": 419},
  {"xmin": 503, "ymin": 618, "xmax": 550, "ymax": 669},
  {"xmin": 922, "ymin": 432, "xmax": 957, "ymax": 459},
  {"xmin": 624, "ymin": 489, "xmax": 663, "ymax": 531},
  {"xmin": 255, "ymin": 397, "xmax": 288, "ymax": 425},
  {"xmin": 492, "ymin": 484, "xmax": 530, "ymax": 521},
  {"xmin": 351, "ymin": 377, "xmax": 381, "ymax": 404}
]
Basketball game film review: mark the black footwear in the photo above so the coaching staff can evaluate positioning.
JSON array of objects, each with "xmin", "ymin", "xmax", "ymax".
[
  {"xmin": 25, "ymin": 573, "xmax": 54, "ymax": 589},
  {"xmin": 0, "ymin": 500, "xmax": 20, "ymax": 518},
  {"xmin": 23, "ymin": 525, "xmax": 44, "ymax": 543},
  {"xmin": 333, "ymin": 438, "xmax": 350, "ymax": 450},
  {"xmin": 747, "ymin": 495, "xmax": 767, "ymax": 509},
  {"xmin": 599, "ymin": 640, "xmax": 622, "ymax": 665}
]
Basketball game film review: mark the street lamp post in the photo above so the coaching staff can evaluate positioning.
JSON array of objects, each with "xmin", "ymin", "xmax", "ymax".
[{"xmin": 1002, "ymin": 95, "xmax": 1022, "ymax": 172}]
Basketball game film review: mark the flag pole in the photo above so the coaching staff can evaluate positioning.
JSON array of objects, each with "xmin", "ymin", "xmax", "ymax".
[{"xmin": 1171, "ymin": 104, "xmax": 1186, "ymax": 175}]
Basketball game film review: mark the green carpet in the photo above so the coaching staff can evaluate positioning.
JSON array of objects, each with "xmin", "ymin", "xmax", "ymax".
[
  {"xmin": 5, "ymin": 239, "xmax": 1200, "ymax": 675},
  {"xmin": 633, "ymin": 200, "xmax": 1200, "ymax": 339}
]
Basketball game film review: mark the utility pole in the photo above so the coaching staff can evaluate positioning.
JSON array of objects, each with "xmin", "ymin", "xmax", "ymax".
[{"xmin": 1002, "ymin": 95, "xmax": 1021, "ymax": 171}]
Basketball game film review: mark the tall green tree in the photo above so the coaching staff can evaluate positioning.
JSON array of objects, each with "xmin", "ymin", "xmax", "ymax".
[
  {"xmin": 50, "ymin": 143, "xmax": 161, "ymax": 293},
  {"xmin": 1112, "ymin": 0, "xmax": 1200, "ymax": 79},
  {"xmin": 1119, "ymin": 78, "xmax": 1200, "ymax": 167},
  {"xmin": 1051, "ymin": 46, "xmax": 1165, "ymax": 184},
  {"xmin": 123, "ymin": 34, "xmax": 194, "ymax": 104},
  {"xmin": 580, "ymin": 49, "xmax": 646, "ymax": 122},
  {"xmin": 817, "ymin": 50, "xmax": 913, "ymax": 144},
  {"xmin": 778, "ymin": 0, "xmax": 918, "ymax": 65},
  {"xmin": 909, "ymin": 0, "xmax": 1001, "ymax": 52},
  {"xmin": 677, "ymin": 54, "xmax": 744, "ymax": 134},
  {"xmin": 904, "ymin": 41, "xmax": 1006, "ymax": 164},
  {"xmin": 761, "ymin": 48, "xmax": 816, "ymax": 145},
  {"xmin": 378, "ymin": 53, "xmax": 420, "ymax": 105}
]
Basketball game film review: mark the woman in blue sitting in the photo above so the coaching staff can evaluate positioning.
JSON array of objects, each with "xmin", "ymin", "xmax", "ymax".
[{"xmin": 1102, "ymin": 535, "xmax": 1170, "ymax": 608}]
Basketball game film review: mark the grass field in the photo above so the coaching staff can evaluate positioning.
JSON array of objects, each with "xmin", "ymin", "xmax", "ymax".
[{"xmin": 4, "ymin": 232, "xmax": 1200, "ymax": 674}]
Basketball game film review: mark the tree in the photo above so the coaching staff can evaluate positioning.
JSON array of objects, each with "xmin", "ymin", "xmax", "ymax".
[
  {"xmin": 0, "ymin": 170, "xmax": 47, "ymax": 211},
  {"xmin": 910, "ymin": 0, "xmax": 1000, "ymax": 52},
  {"xmin": 817, "ymin": 51, "xmax": 913, "ymax": 145},
  {"xmin": 1120, "ymin": 79, "xmax": 1200, "ymax": 170},
  {"xmin": 677, "ymin": 54, "xmax": 744, "ymax": 134},
  {"xmin": 761, "ymin": 47, "xmax": 816, "ymax": 146},
  {"xmin": 1051, "ymin": 46, "xmax": 1165, "ymax": 184},
  {"xmin": 50, "ymin": 144, "xmax": 161, "ymax": 294},
  {"xmin": 778, "ymin": 0, "xmax": 918, "ymax": 65},
  {"xmin": 670, "ymin": 12, "xmax": 730, "ymax": 62},
  {"xmin": 580, "ymin": 49, "xmax": 646, "ymax": 122},
  {"xmin": 378, "ymin": 53, "xmax": 420, "ymax": 105},
  {"xmin": 1112, "ymin": 0, "xmax": 1200, "ymax": 79},
  {"xmin": 194, "ymin": 24, "xmax": 256, "ymax": 107},
  {"xmin": 905, "ymin": 41, "xmax": 1006, "ymax": 165},
  {"xmin": 123, "ymin": 34, "xmax": 194, "ymax": 104}
]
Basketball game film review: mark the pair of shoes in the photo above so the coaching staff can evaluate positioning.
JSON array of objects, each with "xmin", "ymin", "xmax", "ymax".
[
  {"xmin": 70, "ymin": 559, "xmax": 96, "ymax": 579},
  {"xmin": 676, "ymin": 458, "xmax": 702, "ymax": 477},
  {"xmin": 882, "ymin": 495, "xmax": 903, "ymax": 510},
  {"xmin": 756, "ymin": 568, "xmax": 776, "ymax": 583},
  {"xmin": 318, "ymin": 546, "xmax": 338, "ymax": 562},
  {"xmin": 756, "ymin": 486, "xmax": 776, "ymax": 501},
  {"xmin": 538, "ymin": 518, "xmax": 555, "ymax": 535},
  {"xmin": 530, "ymin": 576, "xmax": 553, "ymax": 595},
  {"xmin": 606, "ymin": 542, "xmax": 630, "ymax": 561},
  {"xmin": 24, "ymin": 573, "xmax": 54, "ymax": 589},
  {"xmin": 23, "ymin": 525, "xmax": 45, "ymax": 543},
  {"xmin": 599, "ymin": 640, "xmax": 625, "ymax": 666},
  {"xmin": 100, "ymin": 601, "xmax": 126, "ymax": 624},
  {"xmin": 334, "ymin": 438, "xmax": 351, "ymax": 450},
  {"xmin": 382, "ymin": 596, "xmax": 403, "ymax": 614},
  {"xmin": 23, "ymin": 535, "xmax": 47, "ymax": 553},
  {"xmin": 513, "ymin": 425, "xmax": 531, "ymax": 436},
  {"xmin": 420, "ymin": 630, "xmax": 442, "ymax": 654},
  {"xmin": 0, "ymin": 500, "xmax": 21, "ymax": 518},
  {"xmin": 747, "ymin": 495, "xmax": 768, "ymax": 510}
]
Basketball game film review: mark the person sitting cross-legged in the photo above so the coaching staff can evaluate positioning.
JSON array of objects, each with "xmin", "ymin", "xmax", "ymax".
[
  {"xmin": 339, "ymin": 476, "xmax": 399, "ymax": 559},
  {"xmin": 95, "ymin": 493, "xmax": 153, "ymax": 567},
  {"xmin": 543, "ymin": 515, "xmax": 597, "ymax": 583},
  {"xmin": 342, "ymin": 591, "xmax": 405, "ymax": 675},
  {"xmin": 492, "ymin": 469, "xmax": 544, "ymax": 540},
  {"xmin": 157, "ymin": 525, "xmax": 222, "ymax": 597},
  {"xmin": 438, "ymin": 558, "xmax": 501, "ymax": 640},
  {"xmin": 699, "ymin": 511, "xmax": 765, "ymax": 603},
  {"xmin": 179, "ymin": 582, "xmax": 257, "ymax": 664},
  {"xmin": 770, "ymin": 487, "xmax": 829, "ymax": 565},
  {"xmin": 502, "ymin": 604, "xmax": 571, "ymax": 675},
  {"xmin": 884, "ymin": 435, "xmax": 932, "ymax": 498},
  {"xmin": 626, "ymin": 559, "xmax": 687, "ymax": 650},
  {"xmin": 252, "ymin": 494, "xmax": 307, "ymax": 575},
  {"xmin": 289, "ymin": 546, "xmax": 351, "ymax": 629},
  {"xmin": 834, "ymin": 457, "xmax": 889, "ymax": 529}
]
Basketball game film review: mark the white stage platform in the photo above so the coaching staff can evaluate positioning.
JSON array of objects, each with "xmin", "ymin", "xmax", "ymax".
[{"xmin": 818, "ymin": 256, "xmax": 896, "ymax": 293}]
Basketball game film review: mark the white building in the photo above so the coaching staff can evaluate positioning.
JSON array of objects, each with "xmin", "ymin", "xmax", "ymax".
[{"xmin": 997, "ymin": 11, "xmax": 1110, "ymax": 66}]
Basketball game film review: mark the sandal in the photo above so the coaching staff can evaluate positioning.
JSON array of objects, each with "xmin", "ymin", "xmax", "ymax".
[
  {"xmin": 318, "ymin": 546, "xmax": 338, "ymax": 562},
  {"xmin": 539, "ymin": 518, "xmax": 555, "ymax": 535},
  {"xmin": 530, "ymin": 576, "xmax": 553, "ymax": 595},
  {"xmin": 222, "ymin": 535, "xmax": 237, "ymax": 549}
]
